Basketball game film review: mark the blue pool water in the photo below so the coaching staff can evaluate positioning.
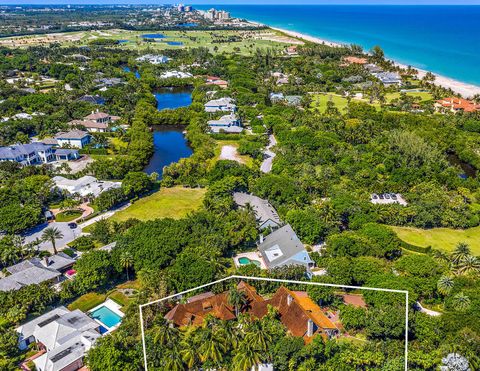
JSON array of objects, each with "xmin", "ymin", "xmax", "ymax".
[
  {"xmin": 167, "ymin": 41, "xmax": 183, "ymax": 46},
  {"xmin": 199, "ymin": 5, "xmax": 480, "ymax": 86},
  {"xmin": 90, "ymin": 306, "xmax": 122, "ymax": 328}
]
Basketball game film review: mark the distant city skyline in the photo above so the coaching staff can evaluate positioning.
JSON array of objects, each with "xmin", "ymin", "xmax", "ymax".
[{"xmin": 2, "ymin": 1, "xmax": 480, "ymax": 5}]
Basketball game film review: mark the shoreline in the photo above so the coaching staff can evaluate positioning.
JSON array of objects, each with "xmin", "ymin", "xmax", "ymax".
[{"xmin": 269, "ymin": 26, "xmax": 480, "ymax": 98}]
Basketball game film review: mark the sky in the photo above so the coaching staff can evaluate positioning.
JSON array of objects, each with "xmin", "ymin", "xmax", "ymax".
[{"xmin": 2, "ymin": 0, "xmax": 480, "ymax": 5}]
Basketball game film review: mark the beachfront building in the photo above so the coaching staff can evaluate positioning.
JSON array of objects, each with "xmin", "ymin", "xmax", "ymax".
[
  {"xmin": 373, "ymin": 72, "xmax": 402, "ymax": 86},
  {"xmin": 258, "ymin": 224, "xmax": 314, "ymax": 270},
  {"xmin": 52, "ymin": 175, "xmax": 121, "ymax": 198},
  {"xmin": 0, "ymin": 253, "xmax": 76, "ymax": 292},
  {"xmin": 55, "ymin": 130, "xmax": 91, "ymax": 149},
  {"xmin": 204, "ymin": 97, "xmax": 236, "ymax": 113},
  {"xmin": 165, "ymin": 281, "xmax": 339, "ymax": 341},
  {"xmin": 136, "ymin": 54, "xmax": 170, "ymax": 64},
  {"xmin": 434, "ymin": 97, "xmax": 480, "ymax": 114},
  {"xmin": 160, "ymin": 71, "xmax": 193, "ymax": 79},
  {"xmin": 233, "ymin": 192, "xmax": 282, "ymax": 230},
  {"xmin": 207, "ymin": 114, "xmax": 242, "ymax": 134},
  {"xmin": 16, "ymin": 306, "xmax": 100, "ymax": 371},
  {"xmin": 68, "ymin": 110, "xmax": 121, "ymax": 132}
]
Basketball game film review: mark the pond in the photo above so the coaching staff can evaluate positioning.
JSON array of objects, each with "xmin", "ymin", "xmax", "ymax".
[
  {"xmin": 144, "ymin": 126, "xmax": 193, "ymax": 176},
  {"xmin": 141, "ymin": 33, "xmax": 166, "ymax": 39},
  {"xmin": 166, "ymin": 41, "xmax": 184, "ymax": 46},
  {"xmin": 447, "ymin": 152, "xmax": 477, "ymax": 178},
  {"xmin": 154, "ymin": 87, "xmax": 192, "ymax": 111},
  {"xmin": 123, "ymin": 66, "xmax": 141, "ymax": 79}
]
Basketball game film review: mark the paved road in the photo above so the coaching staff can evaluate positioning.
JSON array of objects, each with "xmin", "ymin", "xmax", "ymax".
[
  {"xmin": 22, "ymin": 222, "xmax": 82, "ymax": 253},
  {"xmin": 260, "ymin": 134, "xmax": 277, "ymax": 173}
]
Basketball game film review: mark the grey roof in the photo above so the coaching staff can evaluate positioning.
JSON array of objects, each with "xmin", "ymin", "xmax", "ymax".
[
  {"xmin": 55, "ymin": 130, "xmax": 89, "ymax": 140},
  {"xmin": 258, "ymin": 224, "xmax": 312, "ymax": 269},
  {"xmin": 0, "ymin": 143, "xmax": 52, "ymax": 160},
  {"xmin": 77, "ymin": 95, "xmax": 104, "ymax": 105},
  {"xmin": 233, "ymin": 192, "xmax": 282, "ymax": 228},
  {"xmin": 285, "ymin": 95, "xmax": 302, "ymax": 106},
  {"xmin": 17, "ymin": 306, "xmax": 71, "ymax": 340},
  {"xmin": 54, "ymin": 148, "xmax": 79, "ymax": 156},
  {"xmin": 0, "ymin": 254, "xmax": 74, "ymax": 292},
  {"xmin": 99, "ymin": 241, "xmax": 117, "ymax": 252}
]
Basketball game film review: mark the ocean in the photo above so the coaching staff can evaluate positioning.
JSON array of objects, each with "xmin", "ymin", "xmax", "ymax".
[{"xmin": 200, "ymin": 5, "xmax": 480, "ymax": 86}]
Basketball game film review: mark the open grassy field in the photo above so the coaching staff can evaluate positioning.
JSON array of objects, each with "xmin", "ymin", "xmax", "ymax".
[
  {"xmin": 109, "ymin": 186, "xmax": 206, "ymax": 222},
  {"xmin": 0, "ymin": 29, "xmax": 293, "ymax": 55},
  {"xmin": 391, "ymin": 226, "xmax": 480, "ymax": 255}
]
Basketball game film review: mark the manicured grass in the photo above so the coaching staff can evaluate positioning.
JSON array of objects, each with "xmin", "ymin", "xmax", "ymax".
[
  {"xmin": 391, "ymin": 225, "xmax": 480, "ymax": 255},
  {"xmin": 384, "ymin": 91, "xmax": 433, "ymax": 103},
  {"xmin": 68, "ymin": 292, "xmax": 106, "ymax": 312},
  {"xmin": 108, "ymin": 290, "xmax": 130, "ymax": 307},
  {"xmin": 55, "ymin": 210, "xmax": 83, "ymax": 222},
  {"xmin": 311, "ymin": 94, "xmax": 351, "ymax": 113},
  {"xmin": 109, "ymin": 186, "xmax": 206, "ymax": 222}
]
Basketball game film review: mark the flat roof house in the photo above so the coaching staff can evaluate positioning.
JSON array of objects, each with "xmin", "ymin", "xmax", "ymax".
[
  {"xmin": 258, "ymin": 224, "xmax": 314, "ymax": 270},
  {"xmin": 136, "ymin": 54, "xmax": 170, "ymax": 64},
  {"xmin": 207, "ymin": 114, "xmax": 242, "ymax": 134},
  {"xmin": 373, "ymin": 72, "xmax": 402, "ymax": 86},
  {"xmin": 233, "ymin": 192, "xmax": 282, "ymax": 230},
  {"xmin": 0, "ymin": 143, "xmax": 54, "ymax": 165},
  {"xmin": 52, "ymin": 175, "xmax": 121, "ymax": 198},
  {"xmin": 16, "ymin": 306, "xmax": 101, "ymax": 371},
  {"xmin": 160, "ymin": 71, "xmax": 193, "ymax": 79},
  {"xmin": 204, "ymin": 97, "xmax": 236, "ymax": 113},
  {"xmin": 55, "ymin": 130, "xmax": 91, "ymax": 149}
]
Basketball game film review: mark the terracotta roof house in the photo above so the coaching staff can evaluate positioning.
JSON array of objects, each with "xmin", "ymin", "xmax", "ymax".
[
  {"xmin": 205, "ymin": 76, "xmax": 229, "ymax": 89},
  {"xmin": 165, "ymin": 281, "xmax": 339, "ymax": 342},
  {"xmin": 434, "ymin": 97, "xmax": 480, "ymax": 113},
  {"xmin": 286, "ymin": 45, "xmax": 298, "ymax": 56},
  {"xmin": 68, "ymin": 110, "xmax": 121, "ymax": 133}
]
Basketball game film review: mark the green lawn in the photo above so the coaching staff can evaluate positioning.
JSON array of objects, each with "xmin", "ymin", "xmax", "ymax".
[
  {"xmin": 109, "ymin": 186, "xmax": 206, "ymax": 222},
  {"xmin": 55, "ymin": 210, "xmax": 83, "ymax": 222},
  {"xmin": 385, "ymin": 91, "xmax": 433, "ymax": 103},
  {"xmin": 391, "ymin": 226, "xmax": 480, "ymax": 255},
  {"xmin": 68, "ymin": 292, "xmax": 106, "ymax": 312}
]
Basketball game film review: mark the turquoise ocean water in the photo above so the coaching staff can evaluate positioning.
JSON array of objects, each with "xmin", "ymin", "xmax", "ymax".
[{"xmin": 200, "ymin": 5, "xmax": 480, "ymax": 86}]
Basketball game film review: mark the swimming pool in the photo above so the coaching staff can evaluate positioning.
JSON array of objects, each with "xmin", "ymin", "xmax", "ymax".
[
  {"xmin": 238, "ymin": 257, "xmax": 261, "ymax": 267},
  {"xmin": 90, "ymin": 306, "xmax": 122, "ymax": 329}
]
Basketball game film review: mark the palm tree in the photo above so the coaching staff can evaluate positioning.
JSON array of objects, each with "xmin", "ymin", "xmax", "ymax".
[
  {"xmin": 163, "ymin": 350, "xmax": 184, "ymax": 371},
  {"xmin": 451, "ymin": 242, "xmax": 471, "ymax": 265},
  {"xmin": 154, "ymin": 322, "xmax": 179, "ymax": 347},
  {"xmin": 120, "ymin": 251, "xmax": 134, "ymax": 281},
  {"xmin": 232, "ymin": 341, "xmax": 262, "ymax": 371},
  {"xmin": 41, "ymin": 227, "xmax": 64, "ymax": 255},
  {"xmin": 455, "ymin": 255, "xmax": 480, "ymax": 276},
  {"xmin": 228, "ymin": 287, "xmax": 248, "ymax": 317},
  {"xmin": 244, "ymin": 321, "xmax": 272, "ymax": 352},
  {"xmin": 452, "ymin": 292, "xmax": 471, "ymax": 312},
  {"xmin": 437, "ymin": 275, "xmax": 455, "ymax": 296}
]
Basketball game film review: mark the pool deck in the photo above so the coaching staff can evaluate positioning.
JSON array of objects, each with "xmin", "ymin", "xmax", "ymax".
[
  {"xmin": 88, "ymin": 298, "xmax": 124, "ymax": 333},
  {"xmin": 234, "ymin": 251, "xmax": 267, "ymax": 269}
]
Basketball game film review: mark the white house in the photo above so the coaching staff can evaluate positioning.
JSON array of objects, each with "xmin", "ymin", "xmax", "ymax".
[
  {"xmin": 52, "ymin": 175, "xmax": 121, "ymax": 198},
  {"xmin": 160, "ymin": 71, "xmax": 192, "ymax": 79},
  {"xmin": 208, "ymin": 114, "xmax": 242, "ymax": 134},
  {"xmin": 204, "ymin": 97, "xmax": 236, "ymax": 113},
  {"xmin": 136, "ymin": 54, "xmax": 170, "ymax": 64},
  {"xmin": 373, "ymin": 72, "xmax": 402, "ymax": 86},
  {"xmin": 16, "ymin": 306, "xmax": 101, "ymax": 371},
  {"xmin": 0, "ymin": 143, "xmax": 54, "ymax": 165},
  {"xmin": 55, "ymin": 130, "xmax": 91, "ymax": 149}
]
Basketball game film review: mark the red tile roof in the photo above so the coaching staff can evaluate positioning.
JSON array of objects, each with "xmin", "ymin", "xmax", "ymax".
[{"xmin": 436, "ymin": 97, "xmax": 480, "ymax": 112}]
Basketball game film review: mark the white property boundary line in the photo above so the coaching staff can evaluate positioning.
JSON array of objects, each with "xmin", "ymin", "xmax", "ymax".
[{"xmin": 139, "ymin": 275, "xmax": 409, "ymax": 371}]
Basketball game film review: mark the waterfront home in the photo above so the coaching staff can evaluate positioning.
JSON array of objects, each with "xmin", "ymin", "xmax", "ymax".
[
  {"xmin": 204, "ymin": 97, "xmax": 236, "ymax": 113},
  {"xmin": 0, "ymin": 253, "xmax": 75, "ymax": 292},
  {"xmin": 258, "ymin": 224, "xmax": 314, "ymax": 270},
  {"xmin": 373, "ymin": 71, "xmax": 402, "ymax": 86},
  {"xmin": 207, "ymin": 114, "xmax": 242, "ymax": 134},
  {"xmin": 233, "ymin": 192, "xmax": 282, "ymax": 230},
  {"xmin": 69, "ymin": 110, "xmax": 121, "ymax": 132},
  {"xmin": 136, "ymin": 54, "xmax": 170, "ymax": 64},
  {"xmin": 16, "ymin": 306, "xmax": 100, "ymax": 371},
  {"xmin": 0, "ymin": 143, "xmax": 54, "ymax": 165},
  {"xmin": 52, "ymin": 175, "xmax": 121, "ymax": 198},
  {"xmin": 269, "ymin": 92, "xmax": 285, "ymax": 103},
  {"xmin": 165, "ymin": 281, "xmax": 339, "ymax": 341},
  {"xmin": 205, "ymin": 76, "xmax": 229, "ymax": 89},
  {"xmin": 160, "ymin": 71, "xmax": 193, "ymax": 79},
  {"xmin": 55, "ymin": 130, "xmax": 91, "ymax": 149},
  {"xmin": 434, "ymin": 97, "xmax": 480, "ymax": 113}
]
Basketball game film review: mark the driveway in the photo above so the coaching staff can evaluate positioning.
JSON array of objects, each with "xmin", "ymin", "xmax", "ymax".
[
  {"xmin": 260, "ymin": 134, "xmax": 277, "ymax": 173},
  {"xmin": 22, "ymin": 222, "xmax": 82, "ymax": 253}
]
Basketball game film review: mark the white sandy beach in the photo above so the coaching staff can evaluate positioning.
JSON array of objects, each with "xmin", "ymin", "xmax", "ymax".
[{"xmin": 271, "ymin": 26, "xmax": 480, "ymax": 98}]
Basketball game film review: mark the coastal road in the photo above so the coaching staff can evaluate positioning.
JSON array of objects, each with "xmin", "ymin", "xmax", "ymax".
[{"xmin": 260, "ymin": 134, "xmax": 277, "ymax": 173}]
